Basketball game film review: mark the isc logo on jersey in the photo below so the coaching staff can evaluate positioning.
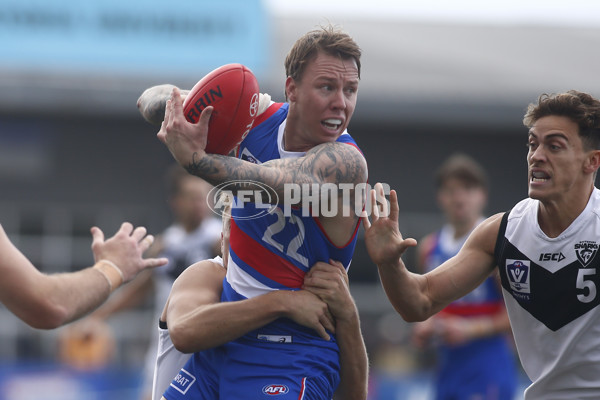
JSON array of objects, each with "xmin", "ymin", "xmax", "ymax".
[
  {"xmin": 262, "ymin": 384, "xmax": 289, "ymax": 395},
  {"xmin": 506, "ymin": 259, "xmax": 531, "ymax": 299}
]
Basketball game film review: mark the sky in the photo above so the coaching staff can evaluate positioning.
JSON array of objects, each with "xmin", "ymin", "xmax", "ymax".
[{"xmin": 263, "ymin": 0, "xmax": 600, "ymax": 27}]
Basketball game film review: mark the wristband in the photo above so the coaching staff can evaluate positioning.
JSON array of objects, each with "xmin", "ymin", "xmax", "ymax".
[{"xmin": 94, "ymin": 259, "xmax": 124, "ymax": 292}]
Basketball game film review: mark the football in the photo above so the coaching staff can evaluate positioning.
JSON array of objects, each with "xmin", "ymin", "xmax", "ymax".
[{"xmin": 183, "ymin": 63, "xmax": 260, "ymax": 155}]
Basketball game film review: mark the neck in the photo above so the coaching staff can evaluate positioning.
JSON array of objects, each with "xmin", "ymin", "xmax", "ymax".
[{"xmin": 537, "ymin": 187, "xmax": 594, "ymax": 238}]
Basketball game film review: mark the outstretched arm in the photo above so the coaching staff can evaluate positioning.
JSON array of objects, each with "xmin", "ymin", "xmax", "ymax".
[
  {"xmin": 303, "ymin": 261, "xmax": 369, "ymax": 400},
  {"xmin": 0, "ymin": 223, "xmax": 167, "ymax": 329},
  {"xmin": 362, "ymin": 183, "xmax": 499, "ymax": 322},
  {"xmin": 166, "ymin": 260, "xmax": 335, "ymax": 353},
  {"xmin": 156, "ymin": 88, "xmax": 367, "ymax": 200}
]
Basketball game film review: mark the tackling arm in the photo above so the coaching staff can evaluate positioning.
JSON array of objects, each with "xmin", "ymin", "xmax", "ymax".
[{"xmin": 167, "ymin": 260, "xmax": 335, "ymax": 353}]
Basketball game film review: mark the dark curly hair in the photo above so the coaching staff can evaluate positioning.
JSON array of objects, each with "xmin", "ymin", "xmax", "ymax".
[{"xmin": 523, "ymin": 90, "xmax": 600, "ymax": 150}]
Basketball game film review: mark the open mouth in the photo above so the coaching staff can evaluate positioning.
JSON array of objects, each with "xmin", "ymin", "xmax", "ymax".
[
  {"xmin": 321, "ymin": 118, "xmax": 342, "ymax": 131},
  {"xmin": 531, "ymin": 170, "xmax": 550, "ymax": 183}
]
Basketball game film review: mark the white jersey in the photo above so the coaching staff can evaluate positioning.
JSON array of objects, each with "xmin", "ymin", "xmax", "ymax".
[
  {"xmin": 151, "ymin": 256, "xmax": 224, "ymax": 400},
  {"xmin": 495, "ymin": 188, "xmax": 600, "ymax": 399}
]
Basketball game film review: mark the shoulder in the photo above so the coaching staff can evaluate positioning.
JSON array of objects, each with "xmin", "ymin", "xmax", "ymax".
[
  {"xmin": 466, "ymin": 213, "xmax": 505, "ymax": 254},
  {"xmin": 174, "ymin": 259, "xmax": 226, "ymax": 288},
  {"xmin": 306, "ymin": 141, "xmax": 368, "ymax": 184},
  {"xmin": 254, "ymin": 100, "xmax": 287, "ymax": 127}
]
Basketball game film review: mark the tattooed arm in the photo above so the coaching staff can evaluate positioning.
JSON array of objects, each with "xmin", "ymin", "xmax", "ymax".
[{"xmin": 158, "ymin": 88, "xmax": 368, "ymax": 245}]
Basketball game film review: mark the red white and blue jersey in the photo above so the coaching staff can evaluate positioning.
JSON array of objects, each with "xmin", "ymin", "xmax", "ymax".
[
  {"xmin": 163, "ymin": 102, "xmax": 365, "ymax": 400},
  {"xmin": 228, "ymin": 102, "xmax": 361, "ymax": 300}
]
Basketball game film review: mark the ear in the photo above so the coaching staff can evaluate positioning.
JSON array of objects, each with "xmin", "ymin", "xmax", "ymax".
[
  {"xmin": 583, "ymin": 150, "xmax": 600, "ymax": 174},
  {"xmin": 285, "ymin": 76, "xmax": 297, "ymax": 102}
]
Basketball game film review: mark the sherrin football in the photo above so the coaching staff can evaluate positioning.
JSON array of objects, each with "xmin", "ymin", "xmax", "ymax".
[{"xmin": 183, "ymin": 63, "xmax": 259, "ymax": 155}]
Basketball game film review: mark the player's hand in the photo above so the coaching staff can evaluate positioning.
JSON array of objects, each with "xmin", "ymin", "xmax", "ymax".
[
  {"xmin": 285, "ymin": 290, "xmax": 335, "ymax": 341},
  {"xmin": 91, "ymin": 222, "xmax": 168, "ymax": 283},
  {"xmin": 157, "ymin": 87, "xmax": 211, "ymax": 169},
  {"xmin": 362, "ymin": 183, "xmax": 417, "ymax": 267},
  {"xmin": 303, "ymin": 260, "xmax": 356, "ymax": 322}
]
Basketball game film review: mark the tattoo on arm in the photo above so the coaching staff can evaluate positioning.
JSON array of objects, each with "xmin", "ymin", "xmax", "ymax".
[{"xmin": 184, "ymin": 142, "xmax": 367, "ymax": 211}]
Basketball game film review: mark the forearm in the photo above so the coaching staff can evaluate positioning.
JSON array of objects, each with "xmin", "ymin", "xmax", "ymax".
[
  {"xmin": 23, "ymin": 264, "xmax": 113, "ymax": 329},
  {"xmin": 333, "ymin": 311, "xmax": 368, "ymax": 400},
  {"xmin": 184, "ymin": 141, "xmax": 366, "ymax": 201},
  {"xmin": 169, "ymin": 290, "xmax": 289, "ymax": 353},
  {"xmin": 376, "ymin": 259, "xmax": 440, "ymax": 322}
]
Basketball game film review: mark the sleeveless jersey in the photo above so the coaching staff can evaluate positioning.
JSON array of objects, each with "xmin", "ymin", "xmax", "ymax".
[
  {"xmin": 423, "ymin": 221, "xmax": 516, "ymax": 400},
  {"xmin": 495, "ymin": 188, "xmax": 600, "ymax": 399},
  {"xmin": 228, "ymin": 101, "xmax": 361, "ymax": 309}
]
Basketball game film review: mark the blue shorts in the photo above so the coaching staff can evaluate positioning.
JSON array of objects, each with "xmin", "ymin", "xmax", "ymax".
[
  {"xmin": 434, "ymin": 336, "xmax": 517, "ymax": 400},
  {"xmin": 163, "ymin": 339, "xmax": 340, "ymax": 400}
]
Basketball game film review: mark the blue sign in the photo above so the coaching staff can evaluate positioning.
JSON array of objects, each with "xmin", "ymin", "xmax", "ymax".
[{"xmin": 0, "ymin": 0, "xmax": 268, "ymax": 77}]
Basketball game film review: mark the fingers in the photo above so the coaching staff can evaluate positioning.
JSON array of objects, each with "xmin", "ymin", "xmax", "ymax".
[
  {"xmin": 118, "ymin": 221, "xmax": 134, "ymax": 236},
  {"xmin": 389, "ymin": 189, "xmax": 399, "ymax": 222},
  {"xmin": 157, "ymin": 97, "xmax": 173, "ymax": 143},
  {"xmin": 361, "ymin": 208, "xmax": 371, "ymax": 230},
  {"xmin": 314, "ymin": 323, "xmax": 331, "ymax": 341},
  {"xmin": 171, "ymin": 87, "xmax": 184, "ymax": 117},
  {"xmin": 144, "ymin": 257, "xmax": 169, "ymax": 268},
  {"xmin": 370, "ymin": 187, "xmax": 379, "ymax": 220},
  {"xmin": 375, "ymin": 183, "xmax": 389, "ymax": 217},
  {"xmin": 322, "ymin": 310, "xmax": 336, "ymax": 334},
  {"xmin": 329, "ymin": 259, "xmax": 349, "ymax": 286},
  {"xmin": 131, "ymin": 225, "xmax": 148, "ymax": 242},
  {"xmin": 198, "ymin": 106, "xmax": 214, "ymax": 126},
  {"xmin": 90, "ymin": 226, "xmax": 105, "ymax": 248},
  {"xmin": 314, "ymin": 308, "xmax": 334, "ymax": 341},
  {"xmin": 140, "ymin": 234, "xmax": 155, "ymax": 252}
]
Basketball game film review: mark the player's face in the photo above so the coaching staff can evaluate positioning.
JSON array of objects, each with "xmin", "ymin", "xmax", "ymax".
[
  {"xmin": 527, "ymin": 115, "xmax": 593, "ymax": 203},
  {"xmin": 437, "ymin": 178, "xmax": 486, "ymax": 227},
  {"xmin": 285, "ymin": 51, "xmax": 359, "ymax": 151}
]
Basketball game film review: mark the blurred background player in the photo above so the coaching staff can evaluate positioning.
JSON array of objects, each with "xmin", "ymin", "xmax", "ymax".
[
  {"xmin": 411, "ymin": 153, "xmax": 517, "ymax": 400},
  {"xmin": 88, "ymin": 164, "xmax": 221, "ymax": 400},
  {"xmin": 0, "ymin": 222, "xmax": 166, "ymax": 329}
]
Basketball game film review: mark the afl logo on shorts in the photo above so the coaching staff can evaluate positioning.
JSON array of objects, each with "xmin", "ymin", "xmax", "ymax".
[{"xmin": 262, "ymin": 384, "xmax": 289, "ymax": 395}]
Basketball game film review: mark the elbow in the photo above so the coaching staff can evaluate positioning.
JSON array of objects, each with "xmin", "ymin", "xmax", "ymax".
[
  {"xmin": 169, "ymin": 323, "xmax": 206, "ymax": 354},
  {"xmin": 401, "ymin": 314, "xmax": 425, "ymax": 323},
  {"xmin": 169, "ymin": 325, "xmax": 193, "ymax": 353},
  {"xmin": 395, "ymin": 306, "xmax": 431, "ymax": 323},
  {"xmin": 24, "ymin": 304, "xmax": 70, "ymax": 330}
]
